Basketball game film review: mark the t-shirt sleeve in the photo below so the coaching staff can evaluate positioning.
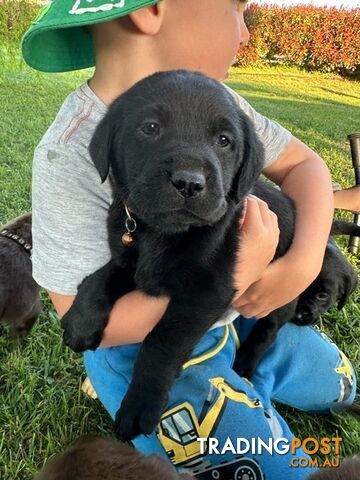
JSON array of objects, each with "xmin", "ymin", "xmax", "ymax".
[
  {"xmin": 223, "ymin": 84, "xmax": 293, "ymax": 168},
  {"xmin": 31, "ymin": 143, "xmax": 113, "ymax": 295}
]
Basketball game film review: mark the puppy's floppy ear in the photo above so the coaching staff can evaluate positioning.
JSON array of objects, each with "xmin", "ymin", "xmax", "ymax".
[
  {"xmin": 337, "ymin": 269, "xmax": 358, "ymax": 310},
  {"xmin": 231, "ymin": 112, "xmax": 264, "ymax": 202},
  {"xmin": 89, "ymin": 112, "xmax": 118, "ymax": 183}
]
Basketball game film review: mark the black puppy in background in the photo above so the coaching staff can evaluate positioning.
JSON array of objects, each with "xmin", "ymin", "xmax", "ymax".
[
  {"xmin": 293, "ymin": 237, "xmax": 358, "ymax": 327},
  {"xmin": 61, "ymin": 70, "xmax": 357, "ymax": 442},
  {"xmin": 0, "ymin": 213, "xmax": 41, "ymax": 336},
  {"xmin": 232, "ymin": 182, "xmax": 358, "ymax": 374}
]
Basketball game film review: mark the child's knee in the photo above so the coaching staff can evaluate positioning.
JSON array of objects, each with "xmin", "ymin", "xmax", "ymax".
[
  {"xmin": 330, "ymin": 357, "xmax": 357, "ymax": 412},
  {"xmin": 306, "ymin": 348, "xmax": 357, "ymax": 414},
  {"xmin": 326, "ymin": 343, "xmax": 356, "ymax": 412},
  {"xmin": 83, "ymin": 348, "xmax": 134, "ymax": 419}
]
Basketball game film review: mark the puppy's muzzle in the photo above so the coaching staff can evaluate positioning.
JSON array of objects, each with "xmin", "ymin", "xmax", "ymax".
[{"xmin": 170, "ymin": 170, "xmax": 206, "ymax": 198}]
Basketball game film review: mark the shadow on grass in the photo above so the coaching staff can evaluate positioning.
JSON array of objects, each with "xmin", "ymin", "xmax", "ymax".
[
  {"xmin": 226, "ymin": 79, "xmax": 360, "ymax": 110},
  {"xmin": 224, "ymin": 87, "xmax": 360, "ymax": 153},
  {"xmin": 320, "ymin": 87, "xmax": 360, "ymax": 102}
]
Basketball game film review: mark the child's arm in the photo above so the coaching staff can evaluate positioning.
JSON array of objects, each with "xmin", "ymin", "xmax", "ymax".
[
  {"xmin": 334, "ymin": 185, "xmax": 360, "ymax": 213},
  {"xmin": 48, "ymin": 290, "xmax": 169, "ymax": 345},
  {"xmin": 233, "ymin": 137, "xmax": 334, "ymax": 318},
  {"xmin": 49, "ymin": 195, "xmax": 280, "ymax": 346}
]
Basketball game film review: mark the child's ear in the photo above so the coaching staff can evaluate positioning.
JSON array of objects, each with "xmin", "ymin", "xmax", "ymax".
[
  {"xmin": 231, "ymin": 112, "xmax": 264, "ymax": 202},
  {"xmin": 89, "ymin": 114, "xmax": 116, "ymax": 183},
  {"xmin": 128, "ymin": 2, "xmax": 165, "ymax": 35}
]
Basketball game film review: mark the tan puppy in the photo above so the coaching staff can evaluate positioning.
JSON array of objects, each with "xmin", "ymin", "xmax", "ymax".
[
  {"xmin": 308, "ymin": 456, "xmax": 360, "ymax": 479},
  {"xmin": 35, "ymin": 436, "xmax": 194, "ymax": 480}
]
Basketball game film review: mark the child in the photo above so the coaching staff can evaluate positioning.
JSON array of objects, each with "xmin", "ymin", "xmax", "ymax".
[{"xmin": 22, "ymin": 1, "xmax": 356, "ymax": 478}]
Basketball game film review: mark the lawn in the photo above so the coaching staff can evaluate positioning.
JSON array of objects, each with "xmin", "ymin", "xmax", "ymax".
[{"xmin": 0, "ymin": 62, "xmax": 359, "ymax": 479}]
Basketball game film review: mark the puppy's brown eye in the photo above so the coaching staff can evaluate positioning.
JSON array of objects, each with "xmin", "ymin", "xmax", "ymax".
[
  {"xmin": 141, "ymin": 122, "xmax": 160, "ymax": 136},
  {"xmin": 216, "ymin": 135, "xmax": 231, "ymax": 147}
]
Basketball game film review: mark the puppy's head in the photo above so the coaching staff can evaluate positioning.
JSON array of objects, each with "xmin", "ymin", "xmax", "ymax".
[
  {"xmin": 326, "ymin": 242, "xmax": 358, "ymax": 311},
  {"xmin": 293, "ymin": 243, "xmax": 358, "ymax": 326},
  {"xmin": 1, "ymin": 212, "xmax": 32, "ymax": 243},
  {"xmin": 90, "ymin": 70, "xmax": 264, "ymax": 233},
  {"xmin": 294, "ymin": 277, "xmax": 342, "ymax": 326},
  {"xmin": 336, "ymin": 263, "xmax": 358, "ymax": 310},
  {"xmin": 35, "ymin": 436, "xmax": 194, "ymax": 480}
]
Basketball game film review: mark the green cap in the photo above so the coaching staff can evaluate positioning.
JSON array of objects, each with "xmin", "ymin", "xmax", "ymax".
[{"xmin": 22, "ymin": 0, "xmax": 160, "ymax": 73}]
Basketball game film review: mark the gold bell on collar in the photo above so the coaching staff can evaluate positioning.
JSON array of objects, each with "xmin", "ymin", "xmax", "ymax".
[
  {"xmin": 122, "ymin": 231, "xmax": 135, "ymax": 247},
  {"xmin": 122, "ymin": 205, "xmax": 137, "ymax": 247}
]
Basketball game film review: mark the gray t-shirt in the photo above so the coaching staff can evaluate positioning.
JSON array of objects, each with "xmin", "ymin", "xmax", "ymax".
[{"xmin": 32, "ymin": 81, "xmax": 292, "ymax": 324}]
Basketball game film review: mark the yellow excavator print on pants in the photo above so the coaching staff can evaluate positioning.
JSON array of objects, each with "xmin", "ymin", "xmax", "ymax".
[
  {"xmin": 335, "ymin": 349, "xmax": 355, "ymax": 402},
  {"xmin": 157, "ymin": 377, "xmax": 267, "ymax": 479},
  {"xmin": 316, "ymin": 328, "xmax": 355, "ymax": 403}
]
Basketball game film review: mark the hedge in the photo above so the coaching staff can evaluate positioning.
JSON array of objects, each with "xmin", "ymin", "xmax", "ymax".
[
  {"xmin": 237, "ymin": 4, "xmax": 360, "ymax": 76},
  {"xmin": 0, "ymin": 1, "xmax": 359, "ymax": 76},
  {"xmin": 0, "ymin": 0, "xmax": 40, "ymax": 48}
]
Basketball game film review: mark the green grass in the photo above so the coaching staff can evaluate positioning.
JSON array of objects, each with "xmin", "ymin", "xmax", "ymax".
[{"xmin": 0, "ymin": 60, "xmax": 359, "ymax": 479}]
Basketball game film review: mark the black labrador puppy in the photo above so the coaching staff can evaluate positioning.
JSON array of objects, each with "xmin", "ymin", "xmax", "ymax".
[
  {"xmin": 293, "ymin": 237, "xmax": 358, "ymax": 326},
  {"xmin": 230, "ymin": 181, "xmax": 358, "ymax": 376},
  {"xmin": 61, "ymin": 70, "xmax": 357, "ymax": 441},
  {"xmin": 231, "ymin": 181, "xmax": 358, "ymax": 373},
  {"xmin": 0, "ymin": 213, "xmax": 41, "ymax": 336}
]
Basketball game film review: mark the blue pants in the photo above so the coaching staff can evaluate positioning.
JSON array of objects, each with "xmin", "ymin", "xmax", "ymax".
[{"xmin": 84, "ymin": 317, "xmax": 356, "ymax": 480}]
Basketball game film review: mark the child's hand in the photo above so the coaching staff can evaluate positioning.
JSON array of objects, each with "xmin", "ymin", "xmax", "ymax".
[
  {"xmin": 233, "ymin": 256, "xmax": 313, "ymax": 318},
  {"xmin": 232, "ymin": 195, "xmax": 279, "ymax": 304}
]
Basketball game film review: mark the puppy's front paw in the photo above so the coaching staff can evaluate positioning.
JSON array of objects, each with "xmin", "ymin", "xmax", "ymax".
[
  {"xmin": 114, "ymin": 388, "xmax": 168, "ymax": 442},
  {"xmin": 61, "ymin": 306, "xmax": 104, "ymax": 353}
]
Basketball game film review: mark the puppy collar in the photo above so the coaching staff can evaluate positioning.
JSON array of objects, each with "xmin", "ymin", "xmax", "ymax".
[
  {"xmin": 0, "ymin": 229, "xmax": 32, "ymax": 255},
  {"xmin": 120, "ymin": 199, "xmax": 248, "ymax": 246}
]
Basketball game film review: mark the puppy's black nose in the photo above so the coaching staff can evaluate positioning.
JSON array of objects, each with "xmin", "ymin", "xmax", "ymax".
[{"xmin": 171, "ymin": 171, "xmax": 205, "ymax": 198}]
